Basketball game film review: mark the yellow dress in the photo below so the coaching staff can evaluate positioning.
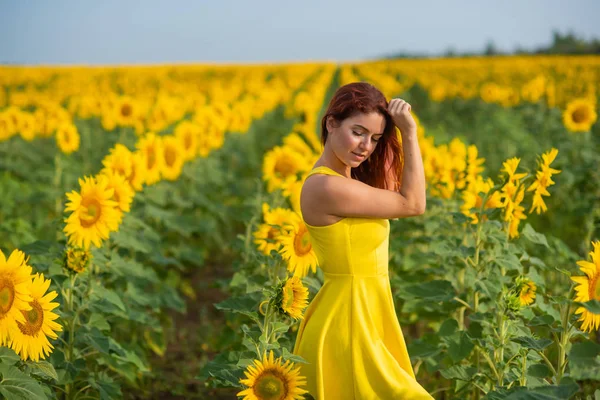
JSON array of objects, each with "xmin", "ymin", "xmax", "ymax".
[{"xmin": 292, "ymin": 166, "xmax": 433, "ymax": 400}]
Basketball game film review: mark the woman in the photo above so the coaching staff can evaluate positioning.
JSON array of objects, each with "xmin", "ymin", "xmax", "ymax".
[{"xmin": 292, "ymin": 82, "xmax": 433, "ymax": 399}]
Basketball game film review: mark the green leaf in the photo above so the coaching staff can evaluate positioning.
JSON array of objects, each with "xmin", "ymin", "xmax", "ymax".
[
  {"xmin": 439, "ymin": 319, "xmax": 459, "ymax": 337},
  {"xmin": 270, "ymin": 322, "xmax": 289, "ymax": 335},
  {"xmin": 494, "ymin": 254, "xmax": 523, "ymax": 272},
  {"xmin": 88, "ymin": 313, "xmax": 111, "ymax": 331},
  {"xmin": 0, "ymin": 364, "xmax": 46, "ymax": 400},
  {"xmin": 467, "ymin": 321, "xmax": 484, "ymax": 339},
  {"xmin": 407, "ymin": 340, "xmax": 441, "ymax": 358},
  {"xmin": 281, "ymin": 347, "xmax": 309, "ymax": 364},
  {"xmin": 88, "ymin": 372, "xmax": 122, "ymax": 400},
  {"xmin": 575, "ymin": 299, "xmax": 600, "ymax": 314},
  {"xmin": 85, "ymin": 328, "xmax": 111, "ymax": 355},
  {"xmin": 0, "ymin": 348, "xmax": 20, "ymax": 365},
  {"xmin": 214, "ymin": 292, "xmax": 264, "ymax": 323},
  {"xmin": 91, "ymin": 286, "xmax": 126, "ymax": 312},
  {"xmin": 115, "ymin": 350, "xmax": 149, "ymax": 373},
  {"xmin": 19, "ymin": 240, "xmax": 59, "ymax": 256},
  {"xmin": 521, "ymin": 224, "xmax": 549, "ymax": 248},
  {"xmin": 447, "ymin": 331, "xmax": 474, "ymax": 363},
  {"xmin": 26, "ymin": 361, "xmax": 58, "ymax": 381},
  {"xmin": 568, "ymin": 340, "xmax": 600, "ymax": 380},
  {"xmin": 485, "ymin": 381, "xmax": 580, "ymax": 399},
  {"xmin": 440, "ymin": 365, "xmax": 476, "ymax": 381},
  {"xmin": 527, "ymin": 314, "xmax": 557, "ymax": 327},
  {"xmin": 404, "ymin": 280, "xmax": 455, "ymax": 302},
  {"xmin": 528, "ymin": 364, "xmax": 551, "ymax": 379},
  {"xmin": 511, "ymin": 336, "xmax": 552, "ymax": 351}
]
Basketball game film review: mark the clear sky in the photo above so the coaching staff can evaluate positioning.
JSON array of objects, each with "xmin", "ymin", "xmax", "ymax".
[{"xmin": 1, "ymin": 0, "xmax": 598, "ymax": 65}]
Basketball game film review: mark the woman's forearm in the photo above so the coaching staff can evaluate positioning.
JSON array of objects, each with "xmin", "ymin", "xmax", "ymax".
[{"xmin": 399, "ymin": 133, "xmax": 426, "ymax": 213}]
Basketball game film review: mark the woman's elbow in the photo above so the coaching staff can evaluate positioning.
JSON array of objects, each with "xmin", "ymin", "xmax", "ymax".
[{"xmin": 415, "ymin": 201, "xmax": 426, "ymax": 216}]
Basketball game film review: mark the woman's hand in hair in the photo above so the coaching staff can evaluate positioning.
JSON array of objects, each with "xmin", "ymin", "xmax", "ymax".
[{"xmin": 388, "ymin": 99, "xmax": 417, "ymax": 138}]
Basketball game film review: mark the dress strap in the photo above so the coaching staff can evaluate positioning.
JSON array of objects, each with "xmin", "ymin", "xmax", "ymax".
[{"xmin": 306, "ymin": 166, "xmax": 345, "ymax": 178}]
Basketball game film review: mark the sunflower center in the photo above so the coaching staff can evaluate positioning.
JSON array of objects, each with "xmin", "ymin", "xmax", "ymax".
[
  {"xmin": 147, "ymin": 148, "xmax": 156, "ymax": 169},
  {"xmin": 594, "ymin": 278, "xmax": 600, "ymax": 300},
  {"xmin": 165, "ymin": 146, "xmax": 177, "ymax": 167},
  {"xmin": 113, "ymin": 189, "xmax": 121, "ymax": 204},
  {"xmin": 184, "ymin": 133, "xmax": 193, "ymax": 150},
  {"xmin": 17, "ymin": 300, "xmax": 44, "ymax": 336},
  {"xmin": 274, "ymin": 158, "xmax": 296, "ymax": 178},
  {"xmin": 0, "ymin": 279, "xmax": 15, "ymax": 315},
  {"xmin": 293, "ymin": 225, "xmax": 312, "ymax": 257},
  {"xmin": 572, "ymin": 107, "xmax": 590, "ymax": 124},
  {"xmin": 267, "ymin": 227, "xmax": 279, "ymax": 240},
  {"xmin": 121, "ymin": 104, "xmax": 132, "ymax": 117},
  {"xmin": 80, "ymin": 199, "xmax": 102, "ymax": 228},
  {"xmin": 253, "ymin": 370, "xmax": 287, "ymax": 400}
]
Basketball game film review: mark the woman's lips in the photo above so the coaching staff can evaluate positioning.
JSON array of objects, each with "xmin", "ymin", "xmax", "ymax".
[{"xmin": 352, "ymin": 152, "xmax": 366, "ymax": 160}]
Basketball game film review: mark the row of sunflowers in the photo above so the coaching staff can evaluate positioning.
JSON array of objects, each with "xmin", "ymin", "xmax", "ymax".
[
  {"xmin": 0, "ymin": 63, "xmax": 334, "ymax": 398},
  {"xmin": 209, "ymin": 64, "xmax": 600, "ymax": 398}
]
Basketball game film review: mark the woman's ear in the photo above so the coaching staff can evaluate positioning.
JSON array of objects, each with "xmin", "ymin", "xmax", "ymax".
[{"xmin": 325, "ymin": 116, "xmax": 335, "ymax": 134}]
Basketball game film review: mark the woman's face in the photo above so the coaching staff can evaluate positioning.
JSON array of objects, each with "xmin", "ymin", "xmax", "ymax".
[{"xmin": 327, "ymin": 112, "xmax": 386, "ymax": 167}]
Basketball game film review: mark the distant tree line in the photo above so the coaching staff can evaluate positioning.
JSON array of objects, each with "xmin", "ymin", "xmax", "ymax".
[{"xmin": 385, "ymin": 30, "xmax": 600, "ymax": 59}]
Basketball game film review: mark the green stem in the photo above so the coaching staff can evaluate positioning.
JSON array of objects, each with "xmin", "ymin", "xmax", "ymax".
[
  {"xmin": 537, "ymin": 350, "xmax": 558, "ymax": 380},
  {"xmin": 479, "ymin": 347, "xmax": 501, "ymax": 383},
  {"xmin": 557, "ymin": 301, "xmax": 573, "ymax": 381}
]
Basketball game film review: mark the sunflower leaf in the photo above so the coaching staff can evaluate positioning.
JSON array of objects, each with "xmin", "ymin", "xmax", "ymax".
[
  {"xmin": 26, "ymin": 361, "xmax": 58, "ymax": 382},
  {"xmin": 0, "ymin": 348, "xmax": 20, "ymax": 366},
  {"xmin": 0, "ymin": 364, "xmax": 46, "ymax": 400},
  {"xmin": 404, "ymin": 280, "xmax": 455, "ymax": 302},
  {"xmin": 521, "ymin": 224, "xmax": 549, "ymax": 248},
  {"xmin": 576, "ymin": 299, "xmax": 600, "ymax": 314},
  {"xmin": 214, "ymin": 292, "xmax": 263, "ymax": 323},
  {"xmin": 511, "ymin": 336, "xmax": 552, "ymax": 351},
  {"xmin": 282, "ymin": 347, "xmax": 309, "ymax": 364}
]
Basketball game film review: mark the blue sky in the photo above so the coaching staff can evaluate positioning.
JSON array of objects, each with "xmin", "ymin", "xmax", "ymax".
[{"xmin": 1, "ymin": 0, "xmax": 598, "ymax": 64}]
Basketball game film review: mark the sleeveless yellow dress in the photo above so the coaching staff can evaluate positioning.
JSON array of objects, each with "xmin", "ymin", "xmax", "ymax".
[{"xmin": 292, "ymin": 166, "xmax": 433, "ymax": 400}]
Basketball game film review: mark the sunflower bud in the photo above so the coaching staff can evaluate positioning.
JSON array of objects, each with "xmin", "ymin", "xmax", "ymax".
[{"xmin": 64, "ymin": 246, "xmax": 91, "ymax": 274}]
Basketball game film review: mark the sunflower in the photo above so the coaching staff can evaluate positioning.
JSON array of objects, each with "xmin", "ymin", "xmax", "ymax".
[
  {"xmin": 127, "ymin": 151, "xmax": 147, "ymax": 192},
  {"xmin": 63, "ymin": 246, "xmax": 91, "ymax": 274},
  {"xmin": 253, "ymin": 204, "xmax": 298, "ymax": 256},
  {"xmin": 278, "ymin": 218, "xmax": 318, "ymax": 278},
  {"xmin": 515, "ymin": 276, "xmax": 536, "ymax": 306},
  {"xmin": 0, "ymin": 249, "xmax": 33, "ymax": 346},
  {"xmin": 161, "ymin": 135, "xmax": 185, "ymax": 181},
  {"xmin": 507, "ymin": 187, "xmax": 527, "ymax": 239},
  {"xmin": 278, "ymin": 276, "xmax": 309, "ymax": 320},
  {"xmin": 527, "ymin": 148, "xmax": 561, "ymax": 215},
  {"xmin": 563, "ymin": 98, "xmax": 598, "ymax": 132},
  {"xmin": 10, "ymin": 273, "xmax": 62, "ymax": 361},
  {"xmin": 136, "ymin": 133, "xmax": 164, "ymax": 185},
  {"xmin": 102, "ymin": 144, "xmax": 133, "ymax": 178},
  {"xmin": 571, "ymin": 241, "xmax": 600, "ymax": 332},
  {"xmin": 282, "ymin": 133, "xmax": 317, "ymax": 162},
  {"xmin": 237, "ymin": 350, "xmax": 308, "ymax": 400},
  {"xmin": 460, "ymin": 176, "xmax": 503, "ymax": 224},
  {"xmin": 114, "ymin": 96, "xmax": 140, "ymax": 127},
  {"xmin": 17, "ymin": 112, "xmax": 36, "ymax": 142},
  {"xmin": 263, "ymin": 146, "xmax": 309, "ymax": 193},
  {"xmin": 64, "ymin": 175, "xmax": 122, "ymax": 249},
  {"xmin": 99, "ymin": 169, "xmax": 135, "ymax": 214},
  {"xmin": 281, "ymin": 178, "xmax": 304, "ymax": 214},
  {"xmin": 55, "ymin": 122, "xmax": 80, "ymax": 155},
  {"xmin": 0, "ymin": 112, "xmax": 16, "ymax": 141},
  {"xmin": 174, "ymin": 120, "xmax": 199, "ymax": 161}
]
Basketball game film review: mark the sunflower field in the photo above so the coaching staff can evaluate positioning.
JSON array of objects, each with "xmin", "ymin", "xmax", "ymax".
[{"xmin": 0, "ymin": 55, "xmax": 599, "ymax": 399}]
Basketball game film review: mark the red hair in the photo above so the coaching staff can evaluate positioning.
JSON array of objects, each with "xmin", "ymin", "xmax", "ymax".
[{"xmin": 321, "ymin": 82, "xmax": 402, "ymax": 190}]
